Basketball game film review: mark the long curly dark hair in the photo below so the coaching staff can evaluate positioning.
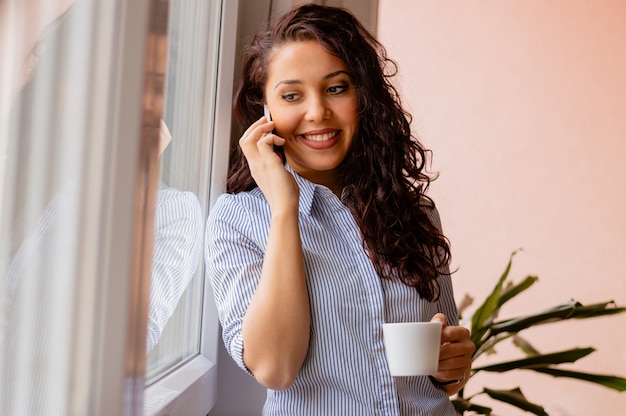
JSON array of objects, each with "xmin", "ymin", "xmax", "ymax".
[{"xmin": 228, "ymin": 4, "xmax": 451, "ymax": 302}]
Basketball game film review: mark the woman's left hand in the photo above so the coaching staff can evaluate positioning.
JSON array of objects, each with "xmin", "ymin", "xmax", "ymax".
[{"xmin": 430, "ymin": 313, "xmax": 475, "ymax": 395}]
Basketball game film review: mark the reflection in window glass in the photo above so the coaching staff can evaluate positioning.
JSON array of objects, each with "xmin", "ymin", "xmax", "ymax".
[
  {"xmin": 145, "ymin": 0, "xmax": 219, "ymax": 382},
  {"xmin": 0, "ymin": 0, "xmax": 149, "ymax": 414}
]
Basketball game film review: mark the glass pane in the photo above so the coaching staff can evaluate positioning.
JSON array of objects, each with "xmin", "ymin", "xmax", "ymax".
[
  {"xmin": 0, "ymin": 0, "xmax": 152, "ymax": 414},
  {"xmin": 1, "ymin": 4, "xmax": 97, "ymax": 413},
  {"xmin": 145, "ymin": 0, "xmax": 218, "ymax": 382}
]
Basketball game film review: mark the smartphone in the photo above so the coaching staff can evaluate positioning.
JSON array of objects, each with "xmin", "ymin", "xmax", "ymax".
[
  {"xmin": 263, "ymin": 103, "xmax": 272, "ymax": 122},
  {"xmin": 263, "ymin": 104, "xmax": 284, "ymax": 161}
]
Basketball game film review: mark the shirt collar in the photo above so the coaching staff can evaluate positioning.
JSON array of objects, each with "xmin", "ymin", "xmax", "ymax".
[
  {"xmin": 285, "ymin": 164, "xmax": 344, "ymax": 216},
  {"xmin": 285, "ymin": 164, "xmax": 316, "ymax": 216}
]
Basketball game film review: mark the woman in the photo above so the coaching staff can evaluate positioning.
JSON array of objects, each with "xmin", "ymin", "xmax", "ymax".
[{"xmin": 205, "ymin": 4, "xmax": 475, "ymax": 415}]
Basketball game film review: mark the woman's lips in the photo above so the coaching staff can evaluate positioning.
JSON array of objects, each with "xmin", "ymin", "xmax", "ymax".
[{"xmin": 299, "ymin": 130, "xmax": 340, "ymax": 149}]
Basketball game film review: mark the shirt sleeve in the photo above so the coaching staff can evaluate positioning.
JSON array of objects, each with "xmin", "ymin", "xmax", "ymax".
[
  {"xmin": 427, "ymin": 205, "xmax": 459, "ymax": 327},
  {"xmin": 204, "ymin": 194, "xmax": 265, "ymax": 377},
  {"xmin": 146, "ymin": 187, "xmax": 203, "ymax": 353}
]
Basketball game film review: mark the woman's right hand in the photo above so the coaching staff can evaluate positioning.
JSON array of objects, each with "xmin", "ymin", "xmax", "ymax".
[
  {"xmin": 239, "ymin": 116, "xmax": 299, "ymax": 213},
  {"xmin": 238, "ymin": 116, "xmax": 310, "ymax": 390}
]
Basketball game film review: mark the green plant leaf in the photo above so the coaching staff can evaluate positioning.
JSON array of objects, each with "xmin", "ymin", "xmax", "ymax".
[
  {"xmin": 570, "ymin": 301, "xmax": 626, "ymax": 319},
  {"xmin": 483, "ymin": 388, "xmax": 548, "ymax": 416},
  {"xmin": 458, "ymin": 293, "xmax": 475, "ymax": 320},
  {"xmin": 473, "ymin": 332, "xmax": 515, "ymax": 359},
  {"xmin": 513, "ymin": 334, "xmax": 541, "ymax": 356},
  {"xmin": 498, "ymin": 275, "xmax": 538, "ymax": 308},
  {"xmin": 531, "ymin": 368, "xmax": 626, "ymax": 392},
  {"xmin": 489, "ymin": 300, "xmax": 626, "ymax": 336},
  {"xmin": 471, "ymin": 250, "xmax": 519, "ymax": 345},
  {"xmin": 451, "ymin": 398, "xmax": 492, "ymax": 415},
  {"xmin": 473, "ymin": 347, "xmax": 595, "ymax": 373},
  {"xmin": 462, "ymin": 252, "xmax": 626, "ymax": 410}
]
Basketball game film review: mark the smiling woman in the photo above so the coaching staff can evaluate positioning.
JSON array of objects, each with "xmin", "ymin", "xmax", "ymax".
[
  {"xmin": 264, "ymin": 40, "xmax": 358, "ymax": 193},
  {"xmin": 205, "ymin": 4, "xmax": 475, "ymax": 415}
]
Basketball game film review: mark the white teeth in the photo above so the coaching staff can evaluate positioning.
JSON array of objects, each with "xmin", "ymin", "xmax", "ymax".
[{"xmin": 303, "ymin": 132, "xmax": 336, "ymax": 142}]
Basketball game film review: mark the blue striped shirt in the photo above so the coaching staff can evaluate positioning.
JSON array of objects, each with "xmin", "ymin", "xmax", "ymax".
[
  {"xmin": 146, "ymin": 183, "xmax": 204, "ymax": 352},
  {"xmin": 205, "ymin": 168, "xmax": 458, "ymax": 415}
]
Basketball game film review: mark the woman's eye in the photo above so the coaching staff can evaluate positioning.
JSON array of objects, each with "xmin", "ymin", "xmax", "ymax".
[
  {"xmin": 281, "ymin": 93, "xmax": 299, "ymax": 102},
  {"xmin": 328, "ymin": 84, "xmax": 348, "ymax": 95}
]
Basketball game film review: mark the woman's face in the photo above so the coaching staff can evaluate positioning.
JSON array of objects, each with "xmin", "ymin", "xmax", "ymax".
[{"xmin": 264, "ymin": 40, "xmax": 359, "ymax": 188}]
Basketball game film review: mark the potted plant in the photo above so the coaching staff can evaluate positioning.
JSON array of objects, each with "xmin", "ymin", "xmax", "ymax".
[{"xmin": 452, "ymin": 251, "xmax": 626, "ymax": 415}]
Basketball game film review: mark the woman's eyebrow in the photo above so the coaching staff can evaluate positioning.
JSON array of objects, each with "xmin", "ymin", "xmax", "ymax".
[
  {"xmin": 323, "ymin": 70, "xmax": 350, "ymax": 80},
  {"xmin": 274, "ymin": 79, "xmax": 301, "ymax": 90},
  {"xmin": 273, "ymin": 70, "xmax": 351, "ymax": 90}
]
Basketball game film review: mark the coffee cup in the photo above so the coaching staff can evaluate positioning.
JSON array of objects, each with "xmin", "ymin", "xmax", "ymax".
[{"xmin": 382, "ymin": 321, "xmax": 442, "ymax": 376}]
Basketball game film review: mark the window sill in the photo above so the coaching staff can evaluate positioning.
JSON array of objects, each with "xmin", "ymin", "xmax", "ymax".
[{"xmin": 144, "ymin": 355, "xmax": 217, "ymax": 416}]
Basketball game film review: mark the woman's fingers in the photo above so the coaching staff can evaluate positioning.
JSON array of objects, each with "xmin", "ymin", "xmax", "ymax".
[
  {"xmin": 439, "ymin": 340, "xmax": 472, "ymax": 368},
  {"xmin": 430, "ymin": 313, "xmax": 447, "ymax": 327},
  {"xmin": 239, "ymin": 117, "xmax": 285, "ymax": 172},
  {"xmin": 237, "ymin": 116, "xmax": 299, "ymax": 210},
  {"xmin": 239, "ymin": 116, "xmax": 275, "ymax": 153},
  {"xmin": 434, "ymin": 325, "xmax": 475, "ymax": 380},
  {"xmin": 256, "ymin": 132, "xmax": 285, "ymax": 158}
]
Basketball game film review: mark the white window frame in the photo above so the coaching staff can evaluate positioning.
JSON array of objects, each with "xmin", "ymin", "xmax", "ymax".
[{"xmin": 142, "ymin": 0, "xmax": 238, "ymax": 414}]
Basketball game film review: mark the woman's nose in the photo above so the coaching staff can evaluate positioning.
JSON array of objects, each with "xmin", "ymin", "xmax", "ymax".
[{"xmin": 304, "ymin": 96, "xmax": 330, "ymax": 122}]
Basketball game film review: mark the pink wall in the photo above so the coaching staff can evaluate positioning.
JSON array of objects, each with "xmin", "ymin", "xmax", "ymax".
[{"xmin": 378, "ymin": 1, "xmax": 626, "ymax": 415}]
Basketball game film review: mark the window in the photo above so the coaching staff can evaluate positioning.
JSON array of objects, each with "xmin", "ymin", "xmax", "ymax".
[
  {"xmin": 142, "ymin": 0, "xmax": 237, "ymax": 414},
  {"xmin": 1, "ymin": 0, "xmax": 159, "ymax": 414},
  {"xmin": 144, "ymin": 0, "xmax": 220, "ymax": 379},
  {"xmin": 0, "ymin": 0, "xmax": 237, "ymax": 414}
]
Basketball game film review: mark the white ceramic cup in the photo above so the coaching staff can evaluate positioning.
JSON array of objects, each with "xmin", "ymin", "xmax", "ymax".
[{"xmin": 382, "ymin": 321, "xmax": 442, "ymax": 376}]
